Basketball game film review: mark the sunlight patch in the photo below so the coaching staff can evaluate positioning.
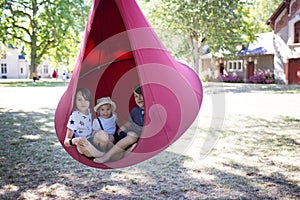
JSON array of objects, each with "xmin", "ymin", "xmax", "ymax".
[
  {"xmin": 110, "ymin": 170, "xmax": 154, "ymax": 185},
  {"xmin": 51, "ymin": 141, "xmax": 63, "ymax": 146},
  {"xmin": 21, "ymin": 134, "xmax": 41, "ymax": 140},
  {"xmin": 20, "ymin": 183, "xmax": 72, "ymax": 199},
  {"xmin": 40, "ymin": 127, "xmax": 51, "ymax": 132},
  {"xmin": 38, "ymin": 183, "xmax": 72, "ymax": 198},
  {"xmin": 0, "ymin": 184, "xmax": 19, "ymax": 194},
  {"xmin": 101, "ymin": 185, "xmax": 131, "ymax": 196}
]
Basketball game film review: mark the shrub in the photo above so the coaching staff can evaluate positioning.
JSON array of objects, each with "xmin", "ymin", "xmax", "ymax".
[
  {"xmin": 221, "ymin": 74, "xmax": 243, "ymax": 83},
  {"xmin": 249, "ymin": 70, "xmax": 274, "ymax": 84}
]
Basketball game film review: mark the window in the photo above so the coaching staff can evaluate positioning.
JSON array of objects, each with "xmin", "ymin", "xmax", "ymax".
[
  {"xmin": 294, "ymin": 21, "xmax": 300, "ymax": 43},
  {"xmin": 20, "ymin": 68, "xmax": 24, "ymax": 74},
  {"xmin": 238, "ymin": 62, "xmax": 242, "ymax": 70},
  {"xmin": 43, "ymin": 65, "xmax": 49, "ymax": 74},
  {"xmin": 227, "ymin": 60, "xmax": 243, "ymax": 72},
  {"xmin": 1, "ymin": 63, "xmax": 7, "ymax": 74},
  {"xmin": 229, "ymin": 62, "xmax": 232, "ymax": 70}
]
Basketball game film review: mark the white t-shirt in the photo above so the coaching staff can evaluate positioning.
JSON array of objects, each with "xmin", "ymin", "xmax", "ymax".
[
  {"xmin": 92, "ymin": 114, "xmax": 117, "ymax": 135},
  {"xmin": 67, "ymin": 109, "xmax": 92, "ymax": 138}
]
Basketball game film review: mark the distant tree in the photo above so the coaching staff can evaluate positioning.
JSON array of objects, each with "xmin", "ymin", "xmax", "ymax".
[
  {"xmin": 247, "ymin": 0, "xmax": 282, "ymax": 33},
  {"xmin": 0, "ymin": 0, "xmax": 91, "ymax": 75},
  {"xmin": 138, "ymin": 0, "xmax": 256, "ymax": 73}
]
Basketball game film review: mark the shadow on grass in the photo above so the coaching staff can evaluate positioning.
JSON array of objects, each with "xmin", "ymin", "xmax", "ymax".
[
  {"xmin": 224, "ymin": 115, "xmax": 300, "ymax": 151},
  {"xmin": 208, "ymin": 162, "xmax": 300, "ymax": 199},
  {"xmin": 1, "ymin": 109, "xmax": 299, "ymax": 199},
  {"xmin": 0, "ymin": 105, "xmax": 200, "ymax": 199},
  {"xmin": 0, "ymin": 108, "xmax": 116, "ymax": 199}
]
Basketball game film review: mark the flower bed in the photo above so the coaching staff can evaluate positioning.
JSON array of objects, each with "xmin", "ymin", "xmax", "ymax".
[
  {"xmin": 249, "ymin": 70, "xmax": 274, "ymax": 84},
  {"xmin": 221, "ymin": 74, "xmax": 243, "ymax": 83}
]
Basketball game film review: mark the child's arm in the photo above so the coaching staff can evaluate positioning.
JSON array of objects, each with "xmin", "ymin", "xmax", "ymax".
[
  {"xmin": 118, "ymin": 121, "xmax": 131, "ymax": 133},
  {"xmin": 91, "ymin": 130, "xmax": 97, "ymax": 138},
  {"xmin": 64, "ymin": 128, "xmax": 79, "ymax": 147}
]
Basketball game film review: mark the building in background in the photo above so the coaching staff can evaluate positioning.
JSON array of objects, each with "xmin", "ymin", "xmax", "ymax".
[
  {"xmin": 0, "ymin": 44, "xmax": 29, "ymax": 79},
  {"xmin": 37, "ymin": 59, "xmax": 54, "ymax": 79},
  {"xmin": 201, "ymin": 32, "xmax": 275, "ymax": 83},
  {"xmin": 0, "ymin": 44, "xmax": 69, "ymax": 80},
  {"xmin": 268, "ymin": 0, "xmax": 300, "ymax": 84},
  {"xmin": 237, "ymin": 32, "xmax": 275, "ymax": 82}
]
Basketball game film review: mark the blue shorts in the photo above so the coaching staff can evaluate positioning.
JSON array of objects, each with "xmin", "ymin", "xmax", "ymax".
[{"xmin": 114, "ymin": 131, "xmax": 127, "ymax": 143}]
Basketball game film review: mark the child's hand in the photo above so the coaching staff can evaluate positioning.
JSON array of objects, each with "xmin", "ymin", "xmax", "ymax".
[
  {"xmin": 72, "ymin": 138, "xmax": 80, "ymax": 145},
  {"xmin": 78, "ymin": 137, "xmax": 89, "ymax": 147},
  {"xmin": 119, "ymin": 126, "xmax": 126, "ymax": 132},
  {"xmin": 91, "ymin": 131, "xmax": 97, "ymax": 138}
]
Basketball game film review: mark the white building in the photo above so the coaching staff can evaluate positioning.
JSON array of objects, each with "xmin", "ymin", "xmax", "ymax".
[
  {"xmin": 37, "ymin": 59, "xmax": 54, "ymax": 78},
  {"xmin": 0, "ymin": 45, "xmax": 29, "ymax": 79},
  {"xmin": 0, "ymin": 45, "xmax": 69, "ymax": 80},
  {"xmin": 37, "ymin": 60, "xmax": 69, "ymax": 79}
]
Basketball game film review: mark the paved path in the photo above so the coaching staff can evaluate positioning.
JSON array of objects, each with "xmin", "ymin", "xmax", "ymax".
[{"xmin": 0, "ymin": 86, "xmax": 68, "ymax": 111}]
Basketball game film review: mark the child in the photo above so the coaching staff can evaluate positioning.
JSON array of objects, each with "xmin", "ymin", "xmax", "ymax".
[
  {"xmin": 64, "ymin": 88, "xmax": 104, "ymax": 158},
  {"xmin": 94, "ymin": 85, "xmax": 144, "ymax": 163},
  {"xmin": 92, "ymin": 97, "xmax": 117, "ymax": 152}
]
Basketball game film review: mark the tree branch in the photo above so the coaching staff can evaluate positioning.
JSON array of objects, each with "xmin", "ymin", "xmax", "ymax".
[
  {"xmin": 36, "ymin": 39, "xmax": 54, "ymax": 61},
  {"xmin": 5, "ymin": 31, "xmax": 30, "ymax": 44},
  {"xmin": 10, "ymin": 23, "xmax": 31, "ymax": 36}
]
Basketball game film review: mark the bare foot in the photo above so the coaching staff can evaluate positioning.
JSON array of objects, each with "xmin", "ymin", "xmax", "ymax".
[
  {"xmin": 77, "ymin": 138, "xmax": 105, "ymax": 158},
  {"xmin": 94, "ymin": 156, "xmax": 109, "ymax": 163}
]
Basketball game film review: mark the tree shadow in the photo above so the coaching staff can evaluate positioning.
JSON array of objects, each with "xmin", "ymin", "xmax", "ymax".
[
  {"xmin": 226, "ymin": 115, "xmax": 300, "ymax": 149},
  {"xmin": 1, "ymin": 108, "xmax": 299, "ymax": 199},
  {"xmin": 207, "ymin": 161, "xmax": 300, "ymax": 199}
]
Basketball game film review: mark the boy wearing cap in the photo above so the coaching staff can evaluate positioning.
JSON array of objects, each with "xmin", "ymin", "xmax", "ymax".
[{"xmin": 92, "ymin": 97, "xmax": 117, "ymax": 152}]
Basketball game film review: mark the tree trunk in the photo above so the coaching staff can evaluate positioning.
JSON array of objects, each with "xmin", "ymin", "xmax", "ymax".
[
  {"xmin": 188, "ymin": 35, "xmax": 201, "ymax": 74},
  {"xmin": 30, "ymin": 1, "xmax": 38, "ymax": 78},
  {"xmin": 30, "ymin": 48, "xmax": 37, "ymax": 77}
]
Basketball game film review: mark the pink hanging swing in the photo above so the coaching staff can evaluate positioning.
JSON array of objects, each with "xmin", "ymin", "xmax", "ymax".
[{"xmin": 54, "ymin": 0, "xmax": 203, "ymax": 169}]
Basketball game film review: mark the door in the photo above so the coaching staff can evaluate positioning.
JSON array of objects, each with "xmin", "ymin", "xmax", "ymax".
[
  {"xmin": 219, "ymin": 63, "xmax": 224, "ymax": 75},
  {"xmin": 247, "ymin": 61, "xmax": 254, "ymax": 79},
  {"xmin": 287, "ymin": 58, "xmax": 300, "ymax": 84}
]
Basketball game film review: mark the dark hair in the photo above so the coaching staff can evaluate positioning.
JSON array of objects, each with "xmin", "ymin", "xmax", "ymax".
[
  {"xmin": 73, "ymin": 88, "xmax": 93, "ymax": 109},
  {"xmin": 134, "ymin": 85, "xmax": 142, "ymax": 95}
]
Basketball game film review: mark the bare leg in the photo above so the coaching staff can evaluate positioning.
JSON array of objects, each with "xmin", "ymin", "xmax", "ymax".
[
  {"xmin": 108, "ymin": 143, "xmax": 137, "ymax": 162},
  {"xmin": 122, "ymin": 143, "xmax": 137, "ymax": 157},
  {"xmin": 93, "ymin": 131, "xmax": 114, "ymax": 152},
  {"xmin": 94, "ymin": 132, "xmax": 138, "ymax": 163},
  {"xmin": 77, "ymin": 137, "xmax": 105, "ymax": 157}
]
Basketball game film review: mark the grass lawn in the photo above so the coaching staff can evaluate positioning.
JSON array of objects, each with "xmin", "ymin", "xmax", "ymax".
[
  {"xmin": 0, "ymin": 79, "xmax": 68, "ymax": 87},
  {"xmin": 0, "ymin": 82, "xmax": 299, "ymax": 199}
]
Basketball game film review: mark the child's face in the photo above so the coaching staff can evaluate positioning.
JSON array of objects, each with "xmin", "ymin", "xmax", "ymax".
[
  {"xmin": 134, "ymin": 92, "xmax": 144, "ymax": 109},
  {"xmin": 97, "ymin": 104, "xmax": 113, "ymax": 119},
  {"xmin": 75, "ymin": 91, "xmax": 90, "ymax": 114}
]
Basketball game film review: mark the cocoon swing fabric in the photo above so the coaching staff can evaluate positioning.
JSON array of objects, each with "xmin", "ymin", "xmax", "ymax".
[{"xmin": 54, "ymin": 0, "xmax": 203, "ymax": 169}]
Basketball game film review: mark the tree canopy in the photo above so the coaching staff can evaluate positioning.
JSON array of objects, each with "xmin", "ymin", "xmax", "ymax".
[
  {"xmin": 0, "ymin": 0, "xmax": 283, "ymax": 75},
  {"xmin": 247, "ymin": 0, "xmax": 282, "ymax": 33},
  {"xmin": 138, "ymin": 0, "xmax": 257, "ymax": 72},
  {"xmin": 0, "ymin": 0, "xmax": 91, "ymax": 74}
]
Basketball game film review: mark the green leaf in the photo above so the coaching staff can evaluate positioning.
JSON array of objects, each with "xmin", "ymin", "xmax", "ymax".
[{"xmin": 0, "ymin": 0, "xmax": 91, "ymax": 73}]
